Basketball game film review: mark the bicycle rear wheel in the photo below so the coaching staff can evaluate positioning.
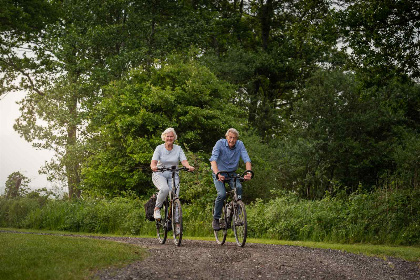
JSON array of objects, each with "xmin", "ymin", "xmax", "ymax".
[
  {"xmin": 213, "ymin": 202, "xmax": 227, "ymax": 245},
  {"xmin": 172, "ymin": 198, "xmax": 183, "ymax": 246},
  {"xmin": 156, "ymin": 199, "xmax": 168, "ymax": 244},
  {"xmin": 232, "ymin": 200, "xmax": 247, "ymax": 247}
]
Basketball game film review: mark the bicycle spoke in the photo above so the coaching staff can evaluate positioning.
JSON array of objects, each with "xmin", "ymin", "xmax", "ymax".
[
  {"xmin": 233, "ymin": 200, "xmax": 247, "ymax": 247},
  {"xmin": 156, "ymin": 201, "xmax": 168, "ymax": 244},
  {"xmin": 213, "ymin": 203, "xmax": 227, "ymax": 245},
  {"xmin": 172, "ymin": 199, "xmax": 183, "ymax": 246}
]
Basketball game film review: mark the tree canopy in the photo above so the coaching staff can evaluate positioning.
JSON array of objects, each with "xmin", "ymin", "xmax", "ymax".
[
  {"xmin": 82, "ymin": 57, "xmax": 243, "ymax": 196},
  {"xmin": 1, "ymin": 0, "xmax": 418, "ymax": 200}
]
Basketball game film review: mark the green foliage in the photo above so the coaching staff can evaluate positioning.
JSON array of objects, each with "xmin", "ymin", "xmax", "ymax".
[
  {"xmin": 0, "ymin": 196, "xmax": 156, "ymax": 236},
  {"xmin": 1, "ymin": 186, "xmax": 418, "ymax": 245},
  {"xmin": 82, "ymin": 57, "xmax": 243, "ymax": 197},
  {"xmin": 2, "ymin": 0, "xmax": 418, "ymax": 201},
  {"xmin": 3, "ymin": 172, "xmax": 30, "ymax": 198},
  {"xmin": 0, "ymin": 0, "xmax": 58, "ymax": 34},
  {"xmin": 180, "ymin": 151, "xmax": 215, "ymax": 207},
  {"xmin": 247, "ymin": 188, "xmax": 420, "ymax": 245},
  {"xmin": 339, "ymin": 0, "xmax": 420, "ymax": 79},
  {"xmin": 273, "ymin": 69, "xmax": 420, "ymax": 198}
]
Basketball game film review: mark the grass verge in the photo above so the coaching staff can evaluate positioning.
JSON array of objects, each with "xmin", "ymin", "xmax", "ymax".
[{"xmin": 0, "ymin": 230, "xmax": 147, "ymax": 280}]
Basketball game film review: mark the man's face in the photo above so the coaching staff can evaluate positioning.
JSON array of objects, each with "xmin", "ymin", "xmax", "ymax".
[{"xmin": 226, "ymin": 132, "xmax": 238, "ymax": 148}]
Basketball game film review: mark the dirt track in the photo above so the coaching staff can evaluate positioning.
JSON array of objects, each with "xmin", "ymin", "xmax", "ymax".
[{"xmin": 92, "ymin": 236, "xmax": 420, "ymax": 280}]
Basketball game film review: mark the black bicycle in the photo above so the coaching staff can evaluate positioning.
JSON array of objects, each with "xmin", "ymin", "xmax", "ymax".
[
  {"xmin": 213, "ymin": 170, "xmax": 254, "ymax": 247},
  {"xmin": 154, "ymin": 166, "xmax": 189, "ymax": 246}
]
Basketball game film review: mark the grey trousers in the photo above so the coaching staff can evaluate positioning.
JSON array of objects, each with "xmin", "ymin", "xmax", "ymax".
[{"xmin": 152, "ymin": 171, "xmax": 180, "ymax": 208}]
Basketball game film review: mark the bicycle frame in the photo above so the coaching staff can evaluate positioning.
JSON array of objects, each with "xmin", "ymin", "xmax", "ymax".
[
  {"xmin": 154, "ymin": 166, "xmax": 188, "ymax": 246},
  {"xmin": 213, "ymin": 170, "xmax": 254, "ymax": 247}
]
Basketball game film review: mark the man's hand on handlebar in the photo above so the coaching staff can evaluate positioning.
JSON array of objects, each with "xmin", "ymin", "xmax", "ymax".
[
  {"xmin": 216, "ymin": 170, "xmax": 253, "ymax": 181},
  {"xmin": 217, "ymin": 174, "xmax": 225, "ymax": 182},
  {"xmin": 243, "ymin": 173, "xmax": 252, "ymax": 181},
  {"xmin": 243, "ymin": 170, "xmax": 254, "ymax": 181}
]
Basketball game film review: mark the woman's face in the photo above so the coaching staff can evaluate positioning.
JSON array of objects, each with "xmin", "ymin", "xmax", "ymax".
[{"xmin": 165, "ymin": 131, "xmax": 175, "ymax": 145}]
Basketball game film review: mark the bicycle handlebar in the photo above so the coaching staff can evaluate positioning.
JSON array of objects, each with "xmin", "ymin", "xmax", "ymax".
[
  {"xmin": 154, "ymin": 166, "xmax": 190, "ymax": 172},
  {"xmin": 216, "ymin": 170, "xmax": 254, "ymax": 181}
]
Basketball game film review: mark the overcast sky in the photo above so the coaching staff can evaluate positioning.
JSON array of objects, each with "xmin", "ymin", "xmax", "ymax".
[{"xmin": 0, "ymin": 91, "xmax": 55, "ymax": 195}]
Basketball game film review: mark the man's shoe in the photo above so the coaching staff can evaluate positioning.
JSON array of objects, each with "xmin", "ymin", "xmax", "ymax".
[
  {"xmin": 212, "ymin": 219, "xmax": 220, "ymax": 231},
  {"xmin": 154, "ymin": 209, "xmax": 161, "ymax": 220}
]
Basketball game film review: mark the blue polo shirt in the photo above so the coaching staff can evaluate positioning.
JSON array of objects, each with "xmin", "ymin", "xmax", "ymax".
[{"xmin": 209, "ymin": 139, "xmax": 251, "ymax": 172}]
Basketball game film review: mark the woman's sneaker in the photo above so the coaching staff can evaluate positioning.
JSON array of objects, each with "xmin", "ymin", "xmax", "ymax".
[{"xmin": 154, "ymin": 209, "xmax": 161, "ymax": 219}]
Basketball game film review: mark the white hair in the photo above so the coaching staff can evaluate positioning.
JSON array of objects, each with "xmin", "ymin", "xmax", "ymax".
[
  {"xmin": 161, "ymin": 127, "xmax": 177, "ymax": 141},
  {"xmin": 225, "ymin": 128, "xmax": 239, "ymax": 137}
]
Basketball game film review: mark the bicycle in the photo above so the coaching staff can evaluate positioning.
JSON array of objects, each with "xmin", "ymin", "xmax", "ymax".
[
  {"xmin": 154, "ymin": 165, "xmax": 189, "ymax": 246},
  {"xmin": 212, "ymin": 170, "xmax": 254, "ymax": 247}
]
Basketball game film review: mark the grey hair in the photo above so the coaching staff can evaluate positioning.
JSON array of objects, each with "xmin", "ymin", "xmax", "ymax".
[
  {"xmin": 225, "ymin": 128, "xmax": 239, "ymax": 138},
  {"xmin": 161, "ymin": 127, "xmax": 178, "ymax": 141}
]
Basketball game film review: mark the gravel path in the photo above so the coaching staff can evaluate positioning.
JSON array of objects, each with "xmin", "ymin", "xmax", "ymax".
[
  {"xmin": 90, "ymin": 235, "xmax": 420, "ymax": 280},
  {"xmin": 3, "ymin": 230, "xmax": 418, "ymax": 279}
]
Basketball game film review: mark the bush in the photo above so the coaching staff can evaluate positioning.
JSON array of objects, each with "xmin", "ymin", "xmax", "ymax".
[{"xmin": 0, "ymin": 187, "xmax": 418, "ymax": 245}]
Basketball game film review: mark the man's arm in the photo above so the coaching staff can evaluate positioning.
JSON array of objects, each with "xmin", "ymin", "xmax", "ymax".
[
  {"xmin": 210, "ymin": 160, "xmax": 218, "ymax": 174},
  {"xmin": 246, "ymin": 162, "xmax": 252, "ymax": 171},
  {"xmin": 211, "ymin": 160, "xmax": 225, "ymax": 182}
]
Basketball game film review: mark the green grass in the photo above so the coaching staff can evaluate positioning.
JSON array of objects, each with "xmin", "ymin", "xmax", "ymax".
[{"xmin": 0, "ymin": 230, "xmax": 147, "ymax": 280}]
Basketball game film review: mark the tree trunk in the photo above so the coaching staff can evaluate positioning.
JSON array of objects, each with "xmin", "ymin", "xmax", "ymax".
[
  {"xmin": 6, "ymin": 176, "xmax": 22, "ymax": 198},
  {"xmin": 66, "ymin": 95, "xmax": 81, "ymax": 199},
  {"xmin": 260, "ymin": 0, "xmax": 273, "ymax": 51}
]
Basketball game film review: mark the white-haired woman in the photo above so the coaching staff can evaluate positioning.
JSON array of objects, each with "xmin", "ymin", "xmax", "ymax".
[{"xmin": 150, "ymin": 127, "xmax": 194, "ymax": 219}]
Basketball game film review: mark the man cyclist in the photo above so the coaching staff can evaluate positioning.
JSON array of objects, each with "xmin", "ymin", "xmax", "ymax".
[{"xmin": 209, "ymin": 128, "xmax": 252, "ymax": 230}]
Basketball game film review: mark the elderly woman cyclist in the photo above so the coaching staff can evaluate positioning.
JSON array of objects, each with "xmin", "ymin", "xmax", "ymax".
[{"xmin": 150, "ymin": 127, "xmax": 194, "ymax": 219}]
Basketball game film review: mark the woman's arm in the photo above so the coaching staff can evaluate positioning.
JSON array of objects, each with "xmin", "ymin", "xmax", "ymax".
[
  {"xmin": 181, "ymin": 160, "xmax": 194, "ymax": 171},
  {"xmin": 150, "ymin": 160, "xmax": 158, "ymax": 171}
]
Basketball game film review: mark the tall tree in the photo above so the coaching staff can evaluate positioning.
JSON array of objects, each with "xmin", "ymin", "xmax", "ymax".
[
  {"xmin": 1, "ymin": 0, "xmax": 215, "ymax": 197},
  {"xmin": 4, "ymin": 171, "xmax": 30, "ymax": 198},
  {"xmin": 83, "ymin": 58, "xmax": 242, "ymax": 196},
  {"xmin": 338, "ymin": 0, "xmax": 420, "ymax": 82},
  {"xmin": 285, "ymin": 70, "xmax": 419, "ymax": 197},
  {"xmin": 200, "ymin": 0, "xmax": 342, "ymax": 140}
]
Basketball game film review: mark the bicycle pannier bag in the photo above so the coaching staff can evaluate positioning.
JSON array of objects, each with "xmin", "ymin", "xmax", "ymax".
[{"xmin": 144, "ymin": 194, "xmax": 157, "ymax": 221}]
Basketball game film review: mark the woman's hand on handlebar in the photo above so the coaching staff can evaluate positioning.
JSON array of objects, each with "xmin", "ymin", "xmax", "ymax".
[{"xmin": 185, "ymin": 165, "xmax": 195, "ymax": 172}]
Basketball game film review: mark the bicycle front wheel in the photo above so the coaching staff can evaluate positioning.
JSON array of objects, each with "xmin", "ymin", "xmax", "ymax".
[
  {"xmin": 156, "ymin": 200, "xmax": 168, "ymax": 244},
  {"xmin": 172, "ymin": 198, "xmax": 183, "ymax": 246},
  {"xmin": 213, "ymin": 202, "xmax": 227, "ymax": 245},
  {"xmin": 232, "ymin": 200, "xmax": 247, "ymax": 247}
]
